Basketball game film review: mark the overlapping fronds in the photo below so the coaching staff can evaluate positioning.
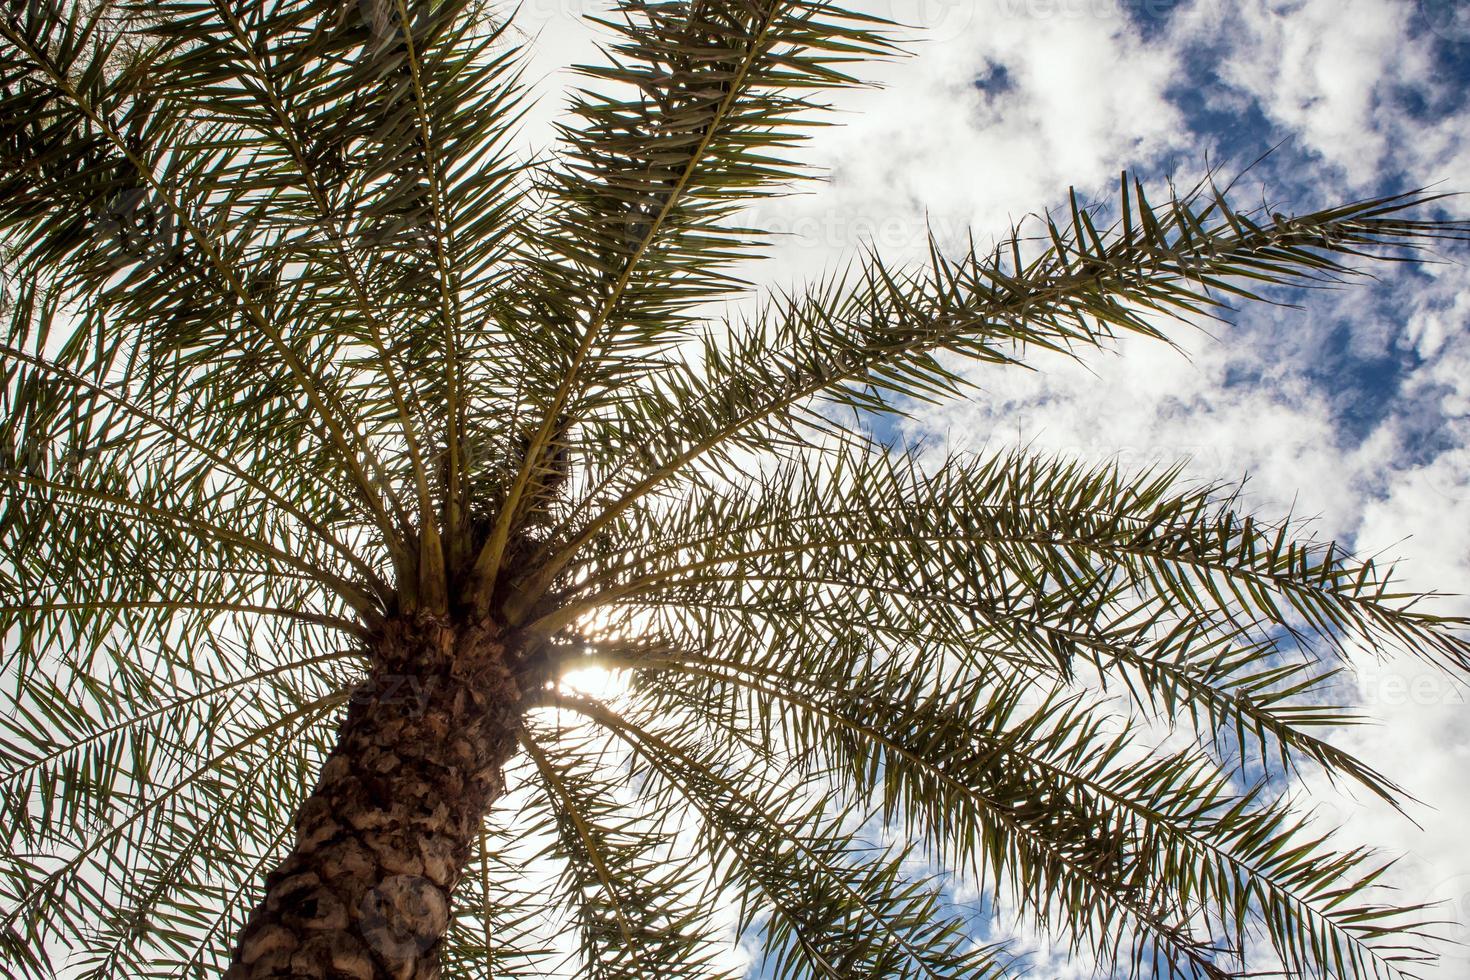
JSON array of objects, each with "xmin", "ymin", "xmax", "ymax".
[
  {"xmin": 0, "ymin": 620, "xmax": 358, "ymax": 977},
  {"xmin": 472, "ymin": 0, "xmax": 897, "ymax": 587},
  {"xmin": 554, "ymin": 443, "xmax": 1470, "ymax": 977},
  {"xmin": 519, "ymin": 723, "xmax": 735, "ymax": 979},
  {"xmin": 562, "ymin": 447, "xmax": 1466, "ymax": 794},
  {"xmin": 547, "ymin": 696, "xmax": 1017, "ymax": 980},
  {"xmin": 2, "ymin": 1, "xmax": 1469, "ymax": 978},
  {"xmin": 520, "ymin": 184, "xmax": 1469, "ymax": 603},
  {"xmin": 595, "ymin": 638, "xmax": 1418, "ymax": 979}
]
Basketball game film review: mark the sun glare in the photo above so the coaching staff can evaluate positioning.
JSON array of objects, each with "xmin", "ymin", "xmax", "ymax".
[
  {"xmin": 558, "ymin": 664, "xmax": 628, "ymax": 701},
  {"xmin": 555, "ymin": 608, "xmax": 641, "ymax": 701}
]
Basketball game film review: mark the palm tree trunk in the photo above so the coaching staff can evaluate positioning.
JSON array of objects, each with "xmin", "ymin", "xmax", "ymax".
[{"xmin": 225, "ymin": 615, "xmax": 524, "ymax": 980}]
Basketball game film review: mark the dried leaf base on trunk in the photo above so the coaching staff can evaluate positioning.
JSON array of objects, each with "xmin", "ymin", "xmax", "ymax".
[{"xmin": 226, "ymin": 616, "xmax": 523, "ymax": 980}]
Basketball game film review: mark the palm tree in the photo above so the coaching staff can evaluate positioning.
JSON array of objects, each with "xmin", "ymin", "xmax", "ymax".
[{"xmin": 1, "ymin": 0, "xmax": 1468, "ymax": 977}]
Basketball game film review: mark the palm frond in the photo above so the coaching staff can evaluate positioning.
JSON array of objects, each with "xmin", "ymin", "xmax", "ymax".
[
  {"xmin": 528, "ymin": 185, "xmax": 1469, "ymax": 596},
  {"xmin": 520, "ymin": 722, "xmax": 737, "ymax": 979},
  {"xmin": 470, "ymin": 0, "xmax": 898, "ymax": 596},
  {"xmin": 551, "ymin": 445, "xmax": 1464, "ymax": 807},
  {"xmin": 560, "ymin": 694, "xmax": 1019, "ymax": 980},
  {"xmin": 608, "ymin": 642, "xmax": 1434, "ymax": 979}
]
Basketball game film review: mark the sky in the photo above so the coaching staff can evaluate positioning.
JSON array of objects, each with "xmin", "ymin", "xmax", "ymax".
[
  {"xmin": 527, "ymin": 0, "xmax": 1470, "ymax": 975},
  {"xmin": 522, "ymin": 0, "xmax": 1470, "ymax": 974},
  {"xmin": 427, "ymin": 0, "xmax": 1470, "ymax": 975}
]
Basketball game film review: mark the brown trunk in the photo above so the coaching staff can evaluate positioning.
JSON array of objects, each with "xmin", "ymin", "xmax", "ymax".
[{"xmin": 226, "ymin": 615, "xmax": 524, "ymax": 980}]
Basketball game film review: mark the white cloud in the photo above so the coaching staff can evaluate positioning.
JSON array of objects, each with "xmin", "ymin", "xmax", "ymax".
[
  {"xmin": 1170, "ymin": 0, "xmax": 1470, "ymax": 192},
  {"xmin": 749, "ymin": 0, "xmax": 1190, "ymax": 287}
]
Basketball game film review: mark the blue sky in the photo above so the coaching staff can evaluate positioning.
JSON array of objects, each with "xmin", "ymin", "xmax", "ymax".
[{"xmin": 523, "ymin": 1, "xmax": 1470, "ymax": 975}]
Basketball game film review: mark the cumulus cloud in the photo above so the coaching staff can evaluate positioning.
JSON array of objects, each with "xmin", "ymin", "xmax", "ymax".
[
  {"xmin": 1172, "ymin": 0, "xmax": 1470, "ymax": 191},
  {"xmin": 749, "ymin": 0, "xmax": 1191, "ymax": 284}
]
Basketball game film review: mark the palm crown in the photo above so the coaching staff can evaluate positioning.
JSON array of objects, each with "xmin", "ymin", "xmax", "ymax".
[{"xmin": 2, "ymin": 2, "xmax": 1469, "ymax": 979}]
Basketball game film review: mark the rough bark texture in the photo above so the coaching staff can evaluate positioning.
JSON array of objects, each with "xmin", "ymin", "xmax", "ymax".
[{"xmin": 226, "ymin": 615, "xmax": 523, "ymax": 980}]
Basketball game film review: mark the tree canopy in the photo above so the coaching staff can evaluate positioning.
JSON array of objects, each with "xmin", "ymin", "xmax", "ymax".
[{"xmin": 0, "ymin": 2, "xmax": 1468, "ymax": 978}]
